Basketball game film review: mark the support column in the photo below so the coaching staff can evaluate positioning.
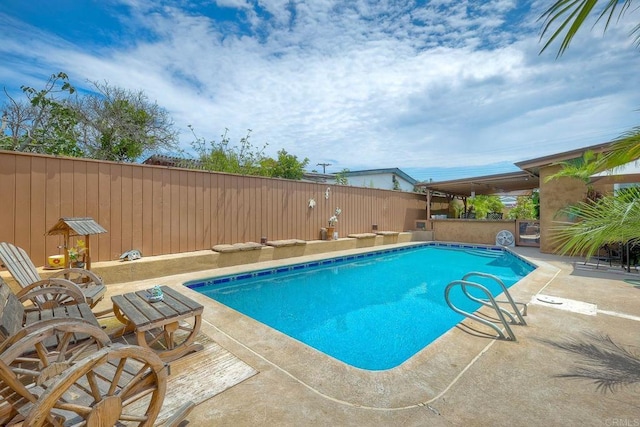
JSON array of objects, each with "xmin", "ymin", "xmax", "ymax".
[{"xmin": 426, "ymin": 191, "xmax": 432, "ymax": 230}]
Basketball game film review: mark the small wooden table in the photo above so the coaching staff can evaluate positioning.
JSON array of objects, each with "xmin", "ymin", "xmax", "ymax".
[{"xmin": 112, "ymin": 286, "xmax": 204, "ymax": 361}]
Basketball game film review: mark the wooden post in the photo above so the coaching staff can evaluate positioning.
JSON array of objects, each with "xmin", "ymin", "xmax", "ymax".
[
  {"xmin": 64, "ymin": 229, "xmax": 70, "ymax": 269},
  {"xmin": 85, "ymin": 236, "xmax": 92, "ymax": 270}
]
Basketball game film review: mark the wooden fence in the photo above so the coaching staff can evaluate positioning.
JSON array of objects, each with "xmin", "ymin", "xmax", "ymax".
[{"xmin": 0, "ymin": 151, "xmax": 426, "ymax": 265}]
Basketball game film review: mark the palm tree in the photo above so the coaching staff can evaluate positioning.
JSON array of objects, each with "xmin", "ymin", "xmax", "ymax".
[
  {"xmin": 545, "ymin": 150, "xmax": 603, "ymax": 181},
  {"xmin": 547, "ymin": 129, "xmax": 640, "ymax": 257},
  {"xmin": 545, "ymin": 150, "xmax": 609, "ymax": 202},
  {"xmin": 551, "ymin": 187, "xmax": 640, "ymax": 259},
  {"xmin": 547, "ymin": 129, "xmax": 640, "ymax": 254}
]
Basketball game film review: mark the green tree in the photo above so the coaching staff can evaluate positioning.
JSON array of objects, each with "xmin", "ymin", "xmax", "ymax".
[
  {"xmin": 1, "ymin": 72, "xmax": 82, "ymax": 156},
  {"xmin": 1, "ymin": 73, "xmax": 179, "ymax": 161},
  {"xmin": 468, "ymin": 195, "xmax": 504, "ymax": 219},
  {"xmin": 392, "ymin": 175, "xmax": 400, "ymax": 190},
  {"xmin": 76, "ymin": 81, "xmax": 178, "ymax": 162},
  {"xmin": 532, "ymin": 190, "xmax": 540, "ymax": 219},
  {"xmin": 267, "ymin": 149, "xmax": 309, "ymax": 180},
  {"xmin": 335, "ymin": 169, "xmax": 349, "ymax": 185},
  {"xmin": 192, "ymin": 128, "xmax": 308, "ymax": 179},
  {"xmin": 193, "ymin": 128, "xmax": 267, "ymax": 175},
  {"xmin": 508, "ymin": 194, "xmax": 538, "ymax": 220}
]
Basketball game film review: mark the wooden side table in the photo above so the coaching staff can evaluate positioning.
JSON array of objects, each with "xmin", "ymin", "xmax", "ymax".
[{"xmin": 112, "ymin": 286, "xmax": 204, "ymax": 361}]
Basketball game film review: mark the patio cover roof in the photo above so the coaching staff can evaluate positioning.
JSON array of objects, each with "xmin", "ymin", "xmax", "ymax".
[
  {"xmin": 416, "ymin": 170, "xmax": 538, "ymax": 197},
  {"xmin": 416, "ymin": 141, "xmax": 620, "ymax": 198}
]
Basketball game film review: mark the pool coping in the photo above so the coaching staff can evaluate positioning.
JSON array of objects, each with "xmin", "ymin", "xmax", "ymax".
[
  {"xmin": 179, "ymin": 241, "xmax": 557, "ymax": 409},
  {"xmin": 185, "ymin": 241, "xmax": 536, "ymax": 289}
]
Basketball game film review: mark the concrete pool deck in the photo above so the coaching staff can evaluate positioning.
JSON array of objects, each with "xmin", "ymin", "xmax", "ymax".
[{"xmin": 91, "ymin": 244, "xmax": 640, "ymax": 426}]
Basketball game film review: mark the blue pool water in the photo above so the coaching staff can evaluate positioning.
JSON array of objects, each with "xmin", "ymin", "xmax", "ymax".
[{"xmin": 186, "ymin": 243, "xmax": 535, "ymax": 370}]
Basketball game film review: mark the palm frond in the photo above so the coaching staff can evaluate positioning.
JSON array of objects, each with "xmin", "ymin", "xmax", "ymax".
[
  {"xmin": 550, "ymin": 187, "xmax": 640, "ymax": 256},
  {"xmin": 541, "ymin": 332, "xmax": 640, "ymax": 393},
  {"xmin": 544, "ymin": 150, "xmax": 605, "ymax": 183},
  {"xmin": 633, "ymin": 22, "xmax": 640, "ymax": 47},
  {"xmin": 539, "ymin": 0, "xmax": 635, "ymax": 57},
  {"xmin": 546, "ymin": 129, "xmax": 640, "ymax": 186},
  {"xmin": 599, "ymin": 127, "xmax": 640, "ymax": 170}
]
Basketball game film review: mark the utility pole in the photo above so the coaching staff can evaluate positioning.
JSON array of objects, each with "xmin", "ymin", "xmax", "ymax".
[{"xmin": 316, "ymin": 163, "xmax": 331, "ymax": 174}]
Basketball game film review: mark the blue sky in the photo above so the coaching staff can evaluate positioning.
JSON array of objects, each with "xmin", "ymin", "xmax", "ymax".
[{"xmin": 1, "ymin": 0, "xmax": 640, "ymax": 182}]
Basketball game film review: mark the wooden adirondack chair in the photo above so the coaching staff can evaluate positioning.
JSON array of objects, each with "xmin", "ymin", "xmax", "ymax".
[
  {"xmin": 0, "ymin": 328, "xmax": 168, "ymax": 426},
  {"xmin": 0, "ymin": 277, "xmax": 194, "ymax": 426},
  {"xmin": 0, "ymin": 277, "xmax": 103, "ymax": 352},
  {"xmin": 0, "ymin": 242, "xmax": 107, "ymax": 309}
]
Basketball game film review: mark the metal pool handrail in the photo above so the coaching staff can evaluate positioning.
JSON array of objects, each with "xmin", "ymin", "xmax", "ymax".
[
  {"xmin": 445, "ymin": 272, "xmax": 528, "ymax": 341},
  {"xmin": 444, "ymin": 280, "xmax": 517, "ymax": 341},
  {"xmin": 461, "ymin": 272, "xmax": 527, "ymax": 326}
]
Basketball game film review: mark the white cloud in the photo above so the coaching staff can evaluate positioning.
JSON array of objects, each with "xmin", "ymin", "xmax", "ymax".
[
  {"xmin": 1, "ymin": 1, "xmax": 640, "ymax": 179},
  {"xmin": 215, "ymin": 0, "xmax": 251, "ymax": 8}
]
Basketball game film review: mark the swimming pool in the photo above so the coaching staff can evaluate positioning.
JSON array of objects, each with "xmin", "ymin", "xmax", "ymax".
[{"xmin": 186, "ymin": 243, "xmax": 535, "ymax": 370}]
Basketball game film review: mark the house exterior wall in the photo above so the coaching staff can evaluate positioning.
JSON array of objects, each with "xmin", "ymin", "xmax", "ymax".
[
  {"xmin": 0, "ymin": 151, "xmax": 426, "ymax": 266},
  {"xmin": 538, "ymin": 164, "xmax": 616, "ymax": 254},
  {"xmin": 347, "ymin": 172, "xmax": 415, "ymax": 191},
  {"xmin": 538, "ymin": 164, "xmax": 585, "ymax": 253}
]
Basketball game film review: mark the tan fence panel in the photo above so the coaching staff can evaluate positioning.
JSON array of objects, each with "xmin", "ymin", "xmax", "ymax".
[{"xmin": 0, "ymin": 151, "xmax": 426, "ymax": 266}]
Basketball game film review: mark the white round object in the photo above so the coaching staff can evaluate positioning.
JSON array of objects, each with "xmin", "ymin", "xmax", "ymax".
[{"xmin": 496, "ymin": 230, "xmax": 515, "ymax": 247}]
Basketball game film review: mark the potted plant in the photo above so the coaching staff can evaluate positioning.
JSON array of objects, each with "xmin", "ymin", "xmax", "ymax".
[
  {"xmin": 327, "ymin": 207, "xmax": 342, "ymax": 240},
  {"xmin": 68, "ymin": 240, "xmax": 87, "ymax": 268}
]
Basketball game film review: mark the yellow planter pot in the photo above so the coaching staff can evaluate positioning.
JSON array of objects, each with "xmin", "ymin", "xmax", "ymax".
[{"xmin": 47, "ymin": 254, "xmax": 65, "ymax": 269}]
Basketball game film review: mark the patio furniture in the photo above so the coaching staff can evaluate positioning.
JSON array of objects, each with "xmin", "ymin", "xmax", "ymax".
[
  {"xmin": 624, "ymin": 242, "xmax": 640, "ymax": 272},
  {"xmin": 0, "ymin": 276, "xmax": 105, "ymax": 354},
  {"xmin": 0, "ymin": 278, "xmax": 194, "ymax": 426},
  {"xmin": 587, "ymin": 243, "xmax": 623, "ymax": 269},
  {"xmin": 0, "ymin": 320, "xmax": 175, "ymax": 425},
  {"xmin": 112, "ymin": 285, "xmax": 204, "ymax": 362},
  {"xmin": 0, "ymin": 241, "xmax": 107, "ymax": 309}
]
